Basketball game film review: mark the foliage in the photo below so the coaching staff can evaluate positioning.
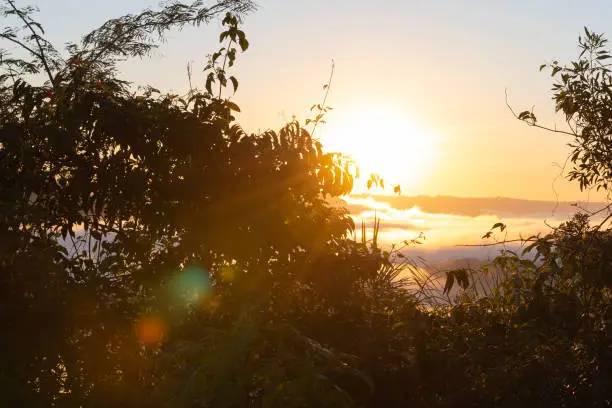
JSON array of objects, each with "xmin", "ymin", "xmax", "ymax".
[
  {"xmin": 0, "ymin": 1, "xmax": 389, "ymax": 406},
  {"xmin": 515, "ymin": 27, "xmax": 612, "ymax": 193},
  {"xmin": 2, "ymin": 3, "xmax": 612, "ymax": 407},
  {"xmin": 439, "ymin": 27, "xmax": 612, "ymax": 407}
]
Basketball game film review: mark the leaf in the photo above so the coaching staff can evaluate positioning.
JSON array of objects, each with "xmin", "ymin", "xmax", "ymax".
[
  {"xmin": 492, "ymin": 222, "xmax": 506, "ymax": 231},
  {"xmin": 205, "ymin": 73, "xmax": 214, "ymax": 94},
  {"xmin": 551, "ymin": 66, "xmax": 561, "ymax": 76},
  {"xmin": 229, "ymin": 76, "xmax": 238, "ymax": 92},
  {"xmin": 226, "ymin": 101, "xmax": 240, "ymax": 112},
  {"xmin": 238, "ymin": 36, "xmax": 249, "ymax": 51},
  {"xmin": 455, "ymin": 268, "xmax": 469, "ymax": 289},
  {"xmin": 443, "ymin": 272, "xmax": 455, "ymax": 295},
  {"xmin": 517, "ymin": 110, "xmax": 535, "ymax": 121}
]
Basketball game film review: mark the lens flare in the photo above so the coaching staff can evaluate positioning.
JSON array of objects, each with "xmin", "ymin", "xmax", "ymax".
[
  {"xmin": 171, "ymin": 265, "xmax": 211, "ymax": 304},
  {"xmin": 135, "ymin": 316, "xmax": 166, "ymax": 345}
]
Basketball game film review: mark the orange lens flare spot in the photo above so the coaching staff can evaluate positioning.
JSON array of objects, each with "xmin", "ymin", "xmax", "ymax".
[{"xmin": 135, "ymin": 316, "xmax": 166, "ymax": 345}]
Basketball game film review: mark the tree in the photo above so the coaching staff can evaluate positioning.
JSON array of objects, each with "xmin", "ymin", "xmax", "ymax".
[
  {"xmin": 435, "ymin": 27, "xmax": 612, "ymax": 408},
  {"xmin": 513, "ymin": 27, "xmax": 612, "ymax": 195},
  {"xmin": 0, "ymin": 1, "xmax": 373, "ymax": 406},
  {"xmin": 7, "ymin": 2, "xmax": 611, "ymax": 407}
]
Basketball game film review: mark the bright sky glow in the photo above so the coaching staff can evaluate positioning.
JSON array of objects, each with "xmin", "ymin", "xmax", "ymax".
[
  {"xmin": 20, "ymin": 0, "xmax": 612, "ymax": 201},
  {"xmin": 321, "ymin": 104, "xmax": 443, "ymax": 192}
]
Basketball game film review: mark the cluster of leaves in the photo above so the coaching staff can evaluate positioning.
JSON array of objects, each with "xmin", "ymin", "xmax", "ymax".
[
  {"xmin": 2, "ymin": 2, "xmax": 612, "ymax": 407},
  {"xmin": 204, "ymin": 12, "xmax": 248, "ymax": 98}
]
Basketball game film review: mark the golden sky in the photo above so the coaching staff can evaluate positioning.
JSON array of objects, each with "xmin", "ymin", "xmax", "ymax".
[
  {"xmin": 40, "ymin": 1, "xmax": 611, "ymax": 204},
  {"xmin": 15, "ymin": 0, "xmax": 608, "ymax": 256}
]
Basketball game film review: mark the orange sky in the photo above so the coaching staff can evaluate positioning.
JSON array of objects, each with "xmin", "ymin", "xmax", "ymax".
[
  {"xmin": 13, "ymin": 0, "xmax": 609, "ymax": 255},
  {"xmin": 343, "ymin": 194, "xmax": 609, "ymax": 254},
  {"xmin": 38, "ymin": 0, "xmax": 612, "ymax": 202}
]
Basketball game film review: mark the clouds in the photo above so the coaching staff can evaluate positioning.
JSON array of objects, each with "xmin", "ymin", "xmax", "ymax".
[
  {"xmin": 348, "ymin": 194, "xmax": 604, "ymax": 218},
  {"xmin": 342, "ymin": 194, "xmax": 609, "ymax": 261}
]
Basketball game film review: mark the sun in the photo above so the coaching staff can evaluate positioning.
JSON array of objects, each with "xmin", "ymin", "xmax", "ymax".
[{"xmin": 320, "ymin": 104, "xmax": 439, "ymax": 193}]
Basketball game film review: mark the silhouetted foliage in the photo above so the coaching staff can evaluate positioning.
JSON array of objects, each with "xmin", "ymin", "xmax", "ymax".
[
  {"xmin": 2, "ymin": 3, "xmax": 612, "ymax": 407},
  {"xmin": 515, "ymin": 27, "xmax": 612, "ymax": 193}
]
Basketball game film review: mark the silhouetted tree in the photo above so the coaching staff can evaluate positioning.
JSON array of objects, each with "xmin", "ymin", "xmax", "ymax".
[{"xmin": 3, "ymin": 1, "xmax": 611, "ymax": 407}]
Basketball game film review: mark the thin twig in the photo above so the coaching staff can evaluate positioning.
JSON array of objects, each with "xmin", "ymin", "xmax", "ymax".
[
  {"xmin": 311, "ymin": 59, "xmax": 335, "ymax": 138},
  {"xmin": 550, "ymin": 154, "xmax": 572, "ymax": 214},
  {"xmin": 505, "ymin": 89, "xmax": 577, "ymax": 137},
  {"xmin": 594, "ymin": 211, "xmax": 612, "ymax": 231},
  {"xmin": 187, "ymin": 61, "xmax": 194, "ymax": 94},
  {"xmin": 457, "ymin": 238, "xmax": 531, "ymax": 247}
]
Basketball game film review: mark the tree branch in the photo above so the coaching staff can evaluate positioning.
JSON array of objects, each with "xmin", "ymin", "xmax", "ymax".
[
  {"xmin": 82, "ymin": 0, "xmax": 255, "ymax": 71},
  {"xmin": 311, "ymin": 59, "xmax": 334, "ymax": 138},
  {"xmin": 456, "ymin": 238, "xmax": 534, "ymax": 248},
  {"xmin": 505, "ymin": 89, "xmax": 577, "ymax": 137},
  {"xmin": 0, "ymin": 32, "xmax": 40, "ymax": 60},
  {"xmin": 6, "ymin": 0, "xmax": 56, "ymax": 86}
]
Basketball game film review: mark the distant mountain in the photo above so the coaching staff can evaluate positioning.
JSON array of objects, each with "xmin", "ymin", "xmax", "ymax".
[{"xmin": 427, "ymin": 257, "xmax": 490, "ymax": 271}]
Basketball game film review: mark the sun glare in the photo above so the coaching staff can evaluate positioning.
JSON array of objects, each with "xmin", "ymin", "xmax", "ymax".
[{"xmin": 321, "ymin": 105, "xmax": 440, "ymax": 193}]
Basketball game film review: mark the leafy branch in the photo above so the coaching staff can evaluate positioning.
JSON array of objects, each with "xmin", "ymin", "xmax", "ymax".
[
  {"xmin": 505, "ymin": 89, "xmax": 577, "ymax": 137},
  {"xmin": 508, "ymin": 27, "xmax": 612, "ymax": 193},
  {"xmin": 1, "ymin": 0, "xmax": 60, "ymax": 85},
  {"xmin": 0, "ymin": 0, "xmax": 255, "ymax": 92},
  {"xmin": 76, "ymin": 0, "xmax": 254, "ymax": 75},
  {"xmin": 204, "ymin": 12, "xmax": 248, "ymax": 98}
]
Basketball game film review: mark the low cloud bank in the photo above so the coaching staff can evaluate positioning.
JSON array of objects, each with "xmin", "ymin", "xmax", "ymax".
[{"xmin": 342, "ymin": 194, "xmax": 609, "ymax": 262}]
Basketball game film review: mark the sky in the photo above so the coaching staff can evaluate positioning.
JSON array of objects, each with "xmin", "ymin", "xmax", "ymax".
[
  {"xmin": 20, "ymin": 0, "xmax": 612, "ymax": 201},
  {"xmin": 7, "ymin": 0, "xmax": 611, "ymax": 252}
]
